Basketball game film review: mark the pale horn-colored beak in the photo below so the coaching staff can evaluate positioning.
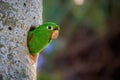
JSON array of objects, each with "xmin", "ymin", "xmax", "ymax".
[{"xmin": 51, "ymin": 30, "xmax": 59, "ymax": 39}]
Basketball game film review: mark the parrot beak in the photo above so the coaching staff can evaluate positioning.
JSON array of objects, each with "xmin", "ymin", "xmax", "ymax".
[{"xmin": 51, "ymin": 30, "xmax": 59, "ymax": 39}]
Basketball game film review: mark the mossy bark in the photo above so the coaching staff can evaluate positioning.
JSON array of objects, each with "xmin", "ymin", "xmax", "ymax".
[{"xmin": 0, "ymin": 0, "xmax": 42, "ymax": 80}]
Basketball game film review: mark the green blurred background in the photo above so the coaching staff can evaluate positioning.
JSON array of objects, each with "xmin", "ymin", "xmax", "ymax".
[{"xmin": 37, "ymin": 0, "xmax": 120, "ymax": 80}]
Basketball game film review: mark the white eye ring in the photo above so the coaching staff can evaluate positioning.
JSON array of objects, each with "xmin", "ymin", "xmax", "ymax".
[{"xmin": 46, "ymin": 26, "xmax": 53, "ymax": 30}]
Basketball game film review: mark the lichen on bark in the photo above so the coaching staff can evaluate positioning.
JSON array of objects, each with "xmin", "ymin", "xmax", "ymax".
[{"xmin": 0, "ymin": 0, "xmax": 42, "ymax": 80}]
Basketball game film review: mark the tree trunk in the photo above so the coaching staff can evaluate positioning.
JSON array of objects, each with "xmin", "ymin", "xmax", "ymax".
[{"xmin": 0, "ymin": 0, "xmax": 42, "ymax": 80}]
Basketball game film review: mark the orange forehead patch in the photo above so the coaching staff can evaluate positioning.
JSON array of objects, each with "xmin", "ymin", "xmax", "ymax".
[{"xmin": 51, "ymin": 30, "xmax": 59, "ymax": 39}]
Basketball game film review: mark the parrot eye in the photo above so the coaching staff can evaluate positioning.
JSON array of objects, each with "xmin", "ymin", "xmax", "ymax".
[{"xmin": 47, "ymin": 26, "xmax": 53, "ymax": 30}]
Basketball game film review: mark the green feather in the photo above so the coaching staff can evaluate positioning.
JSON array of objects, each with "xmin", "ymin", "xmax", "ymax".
[{"xmin": 27, "ymin": 22, "xmax": 60, "ymax": 55}]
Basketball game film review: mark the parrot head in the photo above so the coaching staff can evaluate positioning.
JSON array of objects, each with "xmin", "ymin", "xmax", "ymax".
[{"xmin": 39, "ymin": 22, "xmax": 60, "ymax": 40}]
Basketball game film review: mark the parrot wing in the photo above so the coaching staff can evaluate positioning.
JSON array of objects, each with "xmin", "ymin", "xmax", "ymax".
[
  {"xmin": 27, "ymin": 25, "xmax": 36, "ymax": 42},
  {"xmin": 27, "ymin": 35, "xmax": 33, "ymax": 42},
  {"xmin": 27, "ymin": 31, "xmax": 38, "ymax": 64}
]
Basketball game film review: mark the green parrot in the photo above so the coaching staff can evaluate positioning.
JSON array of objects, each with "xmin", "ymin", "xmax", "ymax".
[{"xmin": 27, "ymin": 22, "xmax": 60, "ymax": 63}]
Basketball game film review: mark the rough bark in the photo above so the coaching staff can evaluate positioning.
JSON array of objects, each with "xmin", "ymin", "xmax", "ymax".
[{"xmin": 0, "ymin": 0, "xmax": 42, "ymax": 80}]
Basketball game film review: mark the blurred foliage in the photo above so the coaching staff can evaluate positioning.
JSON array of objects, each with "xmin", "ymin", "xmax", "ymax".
[
  {"xmin": 38, "ymin": 0, "xmax": 120, "ymax": 80},
  {"xmin": 37, "ymin": 72, "xmax": 61, "ymax": 80},
  {"xmin": 43, "ymin": 0, "xmax": 111, "ymax": 35}
]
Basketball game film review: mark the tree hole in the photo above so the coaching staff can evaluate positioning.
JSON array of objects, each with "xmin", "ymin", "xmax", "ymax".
[
  {"xmin": 24, "ymin": 3, "xmax": 26, "ymax": 7},
  {"xmin": 33, "ymin": 16, "xmax": 35, "ymax": 19},
  {"xmin": 8, "ymin": 27, "xmax": 12, "ymax": 30},
  {"xmin": 29, "ymin": 25, "xmax": 36, "ymax": 31}
]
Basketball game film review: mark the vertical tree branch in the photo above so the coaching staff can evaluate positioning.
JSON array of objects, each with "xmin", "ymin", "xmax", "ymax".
[{"xmin": 0, "ymin": 0, "xmax": 42, "ymax": 80}]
